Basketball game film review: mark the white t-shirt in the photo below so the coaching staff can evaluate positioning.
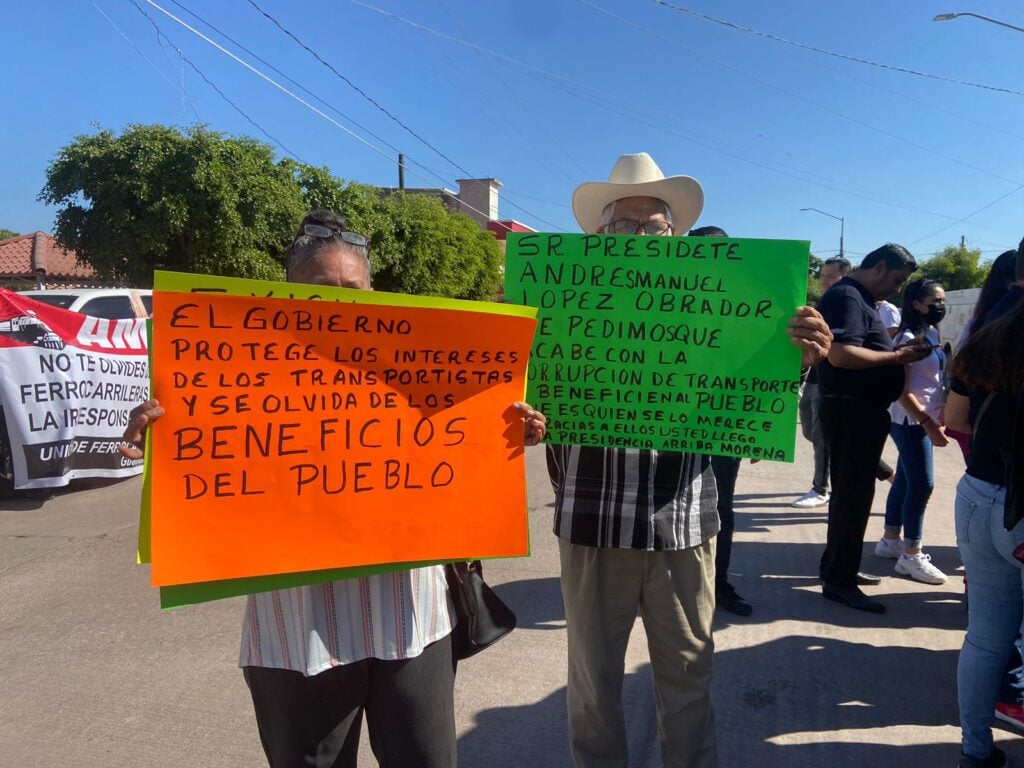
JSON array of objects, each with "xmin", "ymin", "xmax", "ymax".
[
  {"xmin": 889, "ymin": 327, "xmax": 945, "ymax": 425},
  {"xmin": 877, "ymin": 301, "xmax": 901, "ymax": 331}
]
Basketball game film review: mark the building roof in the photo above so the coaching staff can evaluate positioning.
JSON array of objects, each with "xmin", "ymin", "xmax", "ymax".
[
  {"xmin": 0, "ymin": 232, "xmax": 95, "ymax": 280},
  {"xmin": 486, "ymin": 220, "xmax": 537, "ymax": 240}
]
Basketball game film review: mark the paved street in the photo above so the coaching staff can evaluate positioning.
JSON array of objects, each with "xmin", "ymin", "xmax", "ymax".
[{"xmin": 1, "ymin": 436, "xmax": 1021, "ymax": 767}]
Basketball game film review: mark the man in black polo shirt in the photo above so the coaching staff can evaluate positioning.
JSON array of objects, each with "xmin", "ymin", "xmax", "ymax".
[{"xmin": 817, "ymin": 244, "xmax": 930, "ymax": 613}]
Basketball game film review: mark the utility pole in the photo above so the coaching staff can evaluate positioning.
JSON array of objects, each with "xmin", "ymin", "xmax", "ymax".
[
  {"xmin": 961, "ymin": 235, "xmax": 966, "ymax": 249},
  {"xmin": 398, "ymin": 153, "xmax": 405, "ymax": 190},
  {"xmin": 799, "ymin": 208, "xmax": 844, "ymax": 259}
]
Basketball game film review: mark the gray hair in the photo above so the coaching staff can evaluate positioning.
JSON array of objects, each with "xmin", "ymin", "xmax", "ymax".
[{"xmin": 285, "ymin": 209, "xmax": 371, "ymax": 281}]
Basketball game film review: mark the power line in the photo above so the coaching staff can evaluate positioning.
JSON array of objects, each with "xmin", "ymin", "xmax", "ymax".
[
  {"xmin": 391, "ymin": 0, "xmax": 578, "ymax": 187},
  {"xmin": 163, "ymin": 0, "xmax": 462, "ymax": 188},
  {"xmin": 166, "ymin": 0, "xmax": 570, "ymax": 220},
  {"xmin": 429, "ymin": 0, "xmax": 589, "ymax": 179},
  {"xmin": 351, "ymin": 0, "xmax": 1015, "ymax": 233},
  {"xmin": 239, "ymin": 0, "xmax": 567, "ymax": 226},
  {"xmin": 908, "ymin": 184, "xmax": 1024, "ymax": 246},
  {"xmin": 139, "ymin": 0, "xmax": 564, "ymax": 231},
  {"xmin": 800, "ymin": 50, "xmax": 1024, "ymax": 144},
  {"xmin": 650, "ymin": 0, "xmax": 1024, "ymax": 98},
  {"xmin": 570, "ymin": 0, "xmax": 1024, "ymax": 238},
  {"xmin": 91, "ymin": 0, "xmax": 201, "ymax": 120},
  {"xmin": 578, "ymin": 0, "xmax": 1024, "ymax": 189},
  {"xmin": 128, "ymin": 0, "xmax": 304, "ymax": 161},
  {"xmin": 244, "ymin": 0, "xmax": 473, "ymax": 180}
]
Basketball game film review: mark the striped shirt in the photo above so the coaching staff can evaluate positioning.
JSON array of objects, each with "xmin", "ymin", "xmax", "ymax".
[
  {"xmin": 547, "ymin": 445, "xmax": 719, "ymax": 550},
  {"xmin": 238, "ymin": 566, "xmax": 453, "ymax": 677}
]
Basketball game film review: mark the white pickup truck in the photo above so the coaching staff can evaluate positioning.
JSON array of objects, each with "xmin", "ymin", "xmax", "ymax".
[{"xmin": 18, "ymin": 288, "xmax": 152, "ymax": 319}]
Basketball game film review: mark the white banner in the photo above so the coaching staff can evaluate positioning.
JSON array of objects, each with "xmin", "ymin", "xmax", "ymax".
[{"xmin": 0, "ymin": 289, "xmax": 148, "ymax": 489}]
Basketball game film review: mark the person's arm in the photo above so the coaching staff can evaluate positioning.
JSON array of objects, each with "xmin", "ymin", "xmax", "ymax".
[
  {"xmin": 897, "ymin": 388, "xmax": 948, "ymax": 446},
  {"xmin": 118, "ymin": 399, "xmax": 164, "ymax": 460},
  {"xmin": 828, "ymin": 341, "xmax": 928, "ymax": 370},
  {"xmin": 944, "ymin": 391, "xmax": 971, "ymax": 434},
  {"xmin": 820, "ymin": 292, "xmax": 927, "ymax": 370}
]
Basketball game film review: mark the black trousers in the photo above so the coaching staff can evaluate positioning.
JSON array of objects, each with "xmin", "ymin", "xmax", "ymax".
[
  {"xmin": 711, "ymin": 455, "xmax": 741, "ymax": 583},
  {"xmin": 818, "ymin": 397, "xmax": 892, "ymax": 588},
  {"xmin": 243, "ymin": 634, "xmax": 457, "ymax": 768}
]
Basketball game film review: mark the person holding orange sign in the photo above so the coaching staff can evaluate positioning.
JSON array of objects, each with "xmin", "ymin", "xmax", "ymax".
[{"xmin": 121, "ymin": 209, "xmax": 547, "ymax": 768}]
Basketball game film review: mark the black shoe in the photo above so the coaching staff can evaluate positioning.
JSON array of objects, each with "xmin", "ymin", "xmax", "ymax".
[
  {"xmin": 822, "ymin": 584, "xmax": 886, "ymax": 614},
  {"xmin": 818, "ymin": 573, "xmax": 882, "ymax": 586},
  {"xmin": 958, "ymin": 745, "xmax": 1007, "ymax": 768},
  {"xmin": 716, "ymin": 582, "xmax": 752, "ymax": 616}
]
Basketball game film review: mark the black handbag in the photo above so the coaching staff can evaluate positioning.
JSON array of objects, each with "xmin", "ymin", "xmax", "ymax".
[{"xmin": 444, "ymin": 561, "xmax": 517, "ymax": 660}]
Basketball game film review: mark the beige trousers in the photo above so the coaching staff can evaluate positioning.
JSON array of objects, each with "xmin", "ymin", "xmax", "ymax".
[{"xmin": 559, "ymin": 539, "xmax": 717, "ymax": 768}]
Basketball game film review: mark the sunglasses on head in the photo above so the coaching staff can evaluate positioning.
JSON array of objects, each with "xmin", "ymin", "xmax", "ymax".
[{"xmin": 303, "ymin": 223, "xmax": 369, "ymax": 248}]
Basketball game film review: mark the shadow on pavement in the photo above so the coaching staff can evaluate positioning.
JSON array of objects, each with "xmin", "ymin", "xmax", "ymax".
[
  {"xmin": 457, "ymin": 631, "xmax": 1012, "ymax": 768},
  {"xmin": 714, "ymin": 633, "xmax": 1024, "ymax": 767},
  {"xmin": 716, "ymin": 539, "xmax": 967, "ymax": 632},
  {"xmin": 735, "ymin": 491, "xmax": 806, "ymax": 502},
  {"xmin": 493, "ymin": 576, "xmax": 564, "ymax": 630},
  {"xmin": 458, "ymin": 665, "xmax": 658, "ymax": 768}
]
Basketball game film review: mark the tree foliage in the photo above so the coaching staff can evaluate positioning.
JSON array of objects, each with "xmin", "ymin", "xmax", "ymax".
[
  {"xmin": 917, "ymin": 244, "xmax": 989, "ymax": 291},
  {"xmin": 39, "ymin": 126, "xmax": 504, "ymax": 298},
  {"xmin": 39, "ymin": 124, "xmax": 305, "ymax": 286},
  {"xmin": 286, "ymin": 161, "xmax": 502, "ymax": 299},
  {"xmin": 806, "ymin": 253, "xmax": 824, "ymax": 304},
  {"xmin": 0, "ymin": 228, "xmax": 17, "ymax": 241}
]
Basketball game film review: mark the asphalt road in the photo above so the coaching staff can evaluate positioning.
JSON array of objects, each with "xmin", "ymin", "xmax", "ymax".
[{"xmin": 1, "ymin": 438, "xmax": 1021, "ymax": 767}]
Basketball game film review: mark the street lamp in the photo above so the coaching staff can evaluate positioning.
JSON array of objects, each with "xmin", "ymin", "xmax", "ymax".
[
  {"xmin": 933, "ymin": 12, "xmax": 1024, "ymax": 34},
  {"xmin": 800, "ymin": 208, "xmax": 844, "ymax": 259}
]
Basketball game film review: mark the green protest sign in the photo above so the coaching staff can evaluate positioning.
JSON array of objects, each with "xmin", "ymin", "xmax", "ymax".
[{"xmin": 505, "ymin": 233, "xmax": 809, "ymax": 461}]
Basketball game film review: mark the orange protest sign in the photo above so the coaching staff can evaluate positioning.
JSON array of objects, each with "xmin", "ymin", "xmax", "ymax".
[{"xmin": 149, "ymin": 288, "xmax": 537, "ymax": 587}]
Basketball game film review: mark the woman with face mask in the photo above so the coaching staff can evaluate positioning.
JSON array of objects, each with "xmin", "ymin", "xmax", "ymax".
[{"xmin": 874, "ymin": 278, "xmax": 951, "ymax": 584}]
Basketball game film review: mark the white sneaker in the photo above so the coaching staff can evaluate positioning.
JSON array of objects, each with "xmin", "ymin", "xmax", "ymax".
[
  {"xmin": 874, "ymin": 536, "xmax": 902, "ymax": 559},
  {"xmin": 792, "ymin": 490, "xmax": 829, "ymax": 508},
  {"xmin": 895, "ymin": 553, "xmax": 948, "ymax": 584}
]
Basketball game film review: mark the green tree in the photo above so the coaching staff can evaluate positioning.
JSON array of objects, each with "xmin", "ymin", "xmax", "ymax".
[
  {"xmin": 287, "ymin": 162, "xmax": 502, "ymax": 299},
  {"xmin": 379, "ymin": 192, "xmax": 502, "ymax": 299},
  {"xmin": 806, "ymin": 253, "xmax": 824, "ymax": 304},
  {"xmin": 0, "ymin": 228, "xmax": 17, "ymax": 241},
  {"xmin": 917, "ymin": 244, "xmax": 989, "ymax": 291},
  {"xmin": 39, "ymin": 124, "xmax": 306, "ymax": 286}
]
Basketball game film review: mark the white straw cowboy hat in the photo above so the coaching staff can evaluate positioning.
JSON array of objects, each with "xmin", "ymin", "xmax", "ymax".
[{"xmin": 572, "ymin": 152, "xmax": 704, "ymax": 234}]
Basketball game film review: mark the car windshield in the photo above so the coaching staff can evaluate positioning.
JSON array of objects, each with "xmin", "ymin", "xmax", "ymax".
[{"xmin": 25, "ymin": 294, "xmax": 76, "ymax": 309}]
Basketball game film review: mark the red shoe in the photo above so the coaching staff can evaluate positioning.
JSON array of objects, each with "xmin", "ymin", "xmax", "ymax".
[{"xmin": 994, "ymin": 701, "xmax": 1024, "ymax": 733}]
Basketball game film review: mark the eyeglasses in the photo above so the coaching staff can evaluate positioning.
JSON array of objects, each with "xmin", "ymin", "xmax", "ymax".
[
  {"xmin": 303, "ymin": 223, "xmax": 369, "ymax": 248},
  {"xmin": 605, "ymin": 219, "xmax": 674, "ymax": 236}
]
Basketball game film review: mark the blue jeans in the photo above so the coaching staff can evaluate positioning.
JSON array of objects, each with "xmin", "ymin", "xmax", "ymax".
[
  {"xmin": 885, "ymin": 422, "xmax": 934, "ymax": 548},
  {"xmin": 955, "ymin": 474, "xmax": 1024, "ymax": 759}
]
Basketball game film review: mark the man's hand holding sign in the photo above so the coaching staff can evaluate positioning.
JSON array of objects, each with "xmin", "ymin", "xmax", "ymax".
[{"xmin": 505, "ymin": 231, "xmax": 827, "ymax": 461}]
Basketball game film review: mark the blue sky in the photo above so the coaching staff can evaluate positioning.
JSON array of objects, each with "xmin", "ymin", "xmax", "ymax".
[{"xmin": 3, "ymin": 0, "xmax": 1023, "ymax": 262}]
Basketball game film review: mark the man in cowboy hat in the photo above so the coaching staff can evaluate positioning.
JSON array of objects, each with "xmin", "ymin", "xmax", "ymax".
[{"xmin": 552, "ymin": 153, "xmax": 832, "ymax": 768}]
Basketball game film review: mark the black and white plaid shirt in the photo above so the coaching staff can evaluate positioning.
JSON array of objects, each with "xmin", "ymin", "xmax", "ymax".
[{"xmin": 547, "ymin": 445, "xmax": 719, "ymax": 550}]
